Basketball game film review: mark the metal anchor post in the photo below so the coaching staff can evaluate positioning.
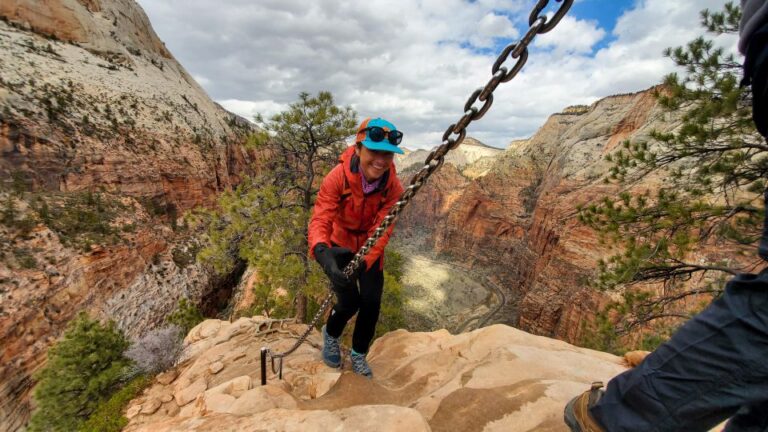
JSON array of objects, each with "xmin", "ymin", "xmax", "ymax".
[{"xmin": 260, "ymin": 347, "xmax": 268, "ymax": 385}]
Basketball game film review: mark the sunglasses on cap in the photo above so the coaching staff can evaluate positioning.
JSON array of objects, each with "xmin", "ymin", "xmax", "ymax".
[{"xmin": 363, "ymin": 126, "xmax": 404, "ymax": 145}]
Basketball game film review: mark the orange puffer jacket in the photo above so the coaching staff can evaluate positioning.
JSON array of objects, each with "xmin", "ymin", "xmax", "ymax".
[{"xmin": 308, "ymin": 145, "xmax": 404, "ymax": 271}]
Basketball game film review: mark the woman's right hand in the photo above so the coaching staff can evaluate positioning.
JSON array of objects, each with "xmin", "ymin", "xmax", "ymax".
[{"xmin": 313, "ymin": 243, "xmax": 356, "ymax": 289}]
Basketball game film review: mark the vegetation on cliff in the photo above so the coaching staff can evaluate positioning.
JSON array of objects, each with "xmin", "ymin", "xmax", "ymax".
[
  {"xmin": 198, "ymin": 91, "xmax": 355, "ymax": 322},
  {"xmin": 28, "ymin": 313, "xmax": 131, "ymax": 431},
  {"xmin": 166, "ymin": 298, "xmax": 205, "ymax": 334},
  {"xmin": 28, "ymin": 312, "xmax": 189, "ymax": 431},
  {"xmin": 78, "ymin": 375, "xmax": 150, "ymax": 432},
  {"xmin": 579, "ymin": 2, "xmax": 764, "ymax": 350},
  {"xmin": 377, "ymin": 248, "xmax": 406, "ymax": 337}
]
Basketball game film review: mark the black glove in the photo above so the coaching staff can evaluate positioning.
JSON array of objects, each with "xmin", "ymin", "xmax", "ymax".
[
  {"xmin": 314, "ymin": 243, "xmax": 356, "ymax": 289},
  {"xmin": 332, "ymin": 247, "xmax": 367, "ymax": 277}
]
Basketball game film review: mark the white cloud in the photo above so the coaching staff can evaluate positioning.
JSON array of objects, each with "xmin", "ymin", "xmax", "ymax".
[
  {"xmin": 136, "ymin": 0, "xmax": 736, "ymax": 150},
  {"xmin": 192, "ymin": 74, "xmax": 211, "ymax": 87},
  {"xmin": 218, "ymin": 99, "xmax": 288, "ymax": 122},
  {"xmin": 472, "ymin": 13, "xmax": 519, "ymax": 48},
  {"xmin": 536, "ymin": 16, "xmax": 606, "ymax": 54}
]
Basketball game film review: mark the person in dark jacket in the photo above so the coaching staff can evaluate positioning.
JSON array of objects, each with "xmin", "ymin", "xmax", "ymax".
[
  {"xmin": 563, "ymin": 1, "xmax": 768, "ymax": 431},
  {"xmin": 308, "ymin": 117, "xmax": 405, "ymax": 378}
]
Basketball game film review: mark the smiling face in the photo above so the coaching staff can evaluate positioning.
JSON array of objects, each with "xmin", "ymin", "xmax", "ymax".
[{"xmin": 356, "ymin": 144, "xmax": 394, "ymax": 181}]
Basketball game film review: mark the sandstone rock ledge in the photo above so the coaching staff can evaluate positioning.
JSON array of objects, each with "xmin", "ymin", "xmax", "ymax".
[{"xmin": 125, "ymin": 318, "xmax": 628, "ymax": 432}]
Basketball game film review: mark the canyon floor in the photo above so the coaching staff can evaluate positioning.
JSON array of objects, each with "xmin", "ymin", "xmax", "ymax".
[{"xmin": 396, "ymin": 245, "xmax": 501, "ymax": 334}]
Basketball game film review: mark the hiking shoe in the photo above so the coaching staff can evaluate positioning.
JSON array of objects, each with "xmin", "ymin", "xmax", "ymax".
[
  {"xmin": 564, "ymin": 382, "xmax": 605, "ymax": 432},
  {"xmin": 350, "ymin": 349, "xmax": 373, "ymax": 378},
  {"xmin": 321, "ymin": 325, "xmax": 341, "ymax": 368}
]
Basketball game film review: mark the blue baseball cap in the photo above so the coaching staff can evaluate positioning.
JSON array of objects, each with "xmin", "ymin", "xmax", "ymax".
[{"xmin": 355, "ymin": 117, "xmax": 405, "ymax": 154}]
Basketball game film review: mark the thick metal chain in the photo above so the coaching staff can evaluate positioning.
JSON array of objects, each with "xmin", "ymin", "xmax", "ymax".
[
  {"xmin": 266, "ymin": 0, "xmax": 573, "ymax": 374},
  {"xmin": 342, "ymin": 0, "xmax": 573, "ymax": 277}
]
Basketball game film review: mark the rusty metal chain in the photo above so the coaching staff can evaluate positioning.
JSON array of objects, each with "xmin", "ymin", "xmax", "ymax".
[{"xmin": 265, "ymin": 0, "xmax": 573, "ymax": 378}]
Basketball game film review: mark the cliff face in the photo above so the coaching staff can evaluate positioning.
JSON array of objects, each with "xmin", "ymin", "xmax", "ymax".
[
  {"xmin": 397, "ymin": 89, "xmax": 675, "ymax": 343},
  {"xmin": 396, "ymin": 137, "xmax": 503, "ymax": 180},
  {"xmin": 0, "ymin": 0, "xmax": 256, "ymax": 203},
  {"xmin": 0, "ymin": 0, "xmax": 171, "ymax": 56},
  {"xmin": 0, "ymin": 1, "xmax": 258, "ymax": 430}
]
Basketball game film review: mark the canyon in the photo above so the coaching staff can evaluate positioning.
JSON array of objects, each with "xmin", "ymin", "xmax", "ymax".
[
  {"xmin": 0, "ymin": 1, "xmax": 748, "ymax": 431},
  {"xmin": 395, "ymin": 91, "xmax": 673, "ymax": 343}
]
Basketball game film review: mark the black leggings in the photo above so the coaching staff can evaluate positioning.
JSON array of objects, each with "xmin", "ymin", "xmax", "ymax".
[{"xmin": 325, "ymin": 255, "xmax": 384, "ymax": 354}]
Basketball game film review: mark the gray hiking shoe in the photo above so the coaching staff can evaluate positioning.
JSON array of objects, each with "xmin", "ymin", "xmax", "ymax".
[
  {"xmin": 350, "ymin": 349, "xmax": 373, "ymax": 378},
  {"xmin": 322, "ymin": 325, "xmax": 341, "ymax": 368}
]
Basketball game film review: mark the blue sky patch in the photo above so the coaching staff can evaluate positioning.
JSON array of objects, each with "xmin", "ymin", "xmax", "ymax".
[
  {"xmin": 568, "ymin": 0, "xmax": 635, "ymax": 50},
  {"xmin": 467, "ymin": 0, "xmax": 636, "ymax": 57}
]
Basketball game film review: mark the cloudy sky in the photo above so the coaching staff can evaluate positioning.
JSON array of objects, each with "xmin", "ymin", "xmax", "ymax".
[{"xmin": 136, "ymin": 0, "xmax": 737, "ymax": 149}]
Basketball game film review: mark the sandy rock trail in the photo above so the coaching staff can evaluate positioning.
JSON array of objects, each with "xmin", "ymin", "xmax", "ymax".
[{"xmin": 125, "ymin": 317, "xmax": 629, "ymax": 432}]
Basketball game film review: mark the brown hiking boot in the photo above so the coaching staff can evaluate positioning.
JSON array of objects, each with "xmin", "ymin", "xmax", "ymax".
[{"xmin": 564, "ymin": 382, "xmax": 606, "ymax": 432}]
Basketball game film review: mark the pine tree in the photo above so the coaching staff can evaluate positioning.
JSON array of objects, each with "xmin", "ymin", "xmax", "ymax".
[
  {"xmin": 198, "ymin": 91, "xmax": 357, "ymax": 322},
  {"xmin": 28, "ymin": 312, "xmax": 130, "ymax": 432},
  {"xmin": 1, "ymin": 193, "xmax": 17, "ymax": 226},
  {"xmin": 166, "ymin": 298, "xmax": 205, "ymax": 334},
  {"xmin": 376, "ymin": 249, "xmax": 406, "ymax": 337},
  {"xmin": 578, "ymin": 2, "xmax": 765, "ymax": 344}
]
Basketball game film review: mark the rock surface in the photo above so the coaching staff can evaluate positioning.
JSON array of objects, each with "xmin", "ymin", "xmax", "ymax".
[
  {"xmin": 396, "ymin": 137, "xmax": 502, "ymax": 179},
  {"xmin": 125, "ymin": 317, "xmax": 628, "ymax": 432}
]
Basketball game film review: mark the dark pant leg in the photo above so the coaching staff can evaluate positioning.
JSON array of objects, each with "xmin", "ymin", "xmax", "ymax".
[
  {"xmin": 724, "ymin": 400, "xmax": 768, "ymax": 432},
  {"xmin": 352, "ymin": 258, "xmax": 384, "ymax": 354},
  {"xmin": 326, "ymin": 283, "xmax": 360, "ymax": 339},
  {"xmin": 325, "ymin": 243, "xmax": 361, "ymax": 338},
  {"xmin": 590, "ymin": 272, "xmax": 768, "ymax": 432}
]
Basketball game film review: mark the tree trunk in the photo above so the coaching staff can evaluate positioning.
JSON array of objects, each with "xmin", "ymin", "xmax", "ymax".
[
  {"xmin": 295, "ymin": 293, "xmax": 307, "ymax": 323},
  {"xmin": 295, "ymin": 224, "xmax": 313, "ymax": 323}
]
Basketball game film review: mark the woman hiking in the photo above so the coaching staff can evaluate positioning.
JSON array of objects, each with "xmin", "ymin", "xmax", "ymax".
[{"xmin": 308, "ymin": 117, "xmax": 405, "ymax": 378}]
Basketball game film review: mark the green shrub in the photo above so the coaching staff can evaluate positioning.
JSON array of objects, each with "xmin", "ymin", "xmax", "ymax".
[
  {"xmin": 384, "ymin": 249, "xmax": 405, "ymax": 281},
  {"xmin": 376, "ymin": 248, "xmax": 406, "ymax": 338},
  {"xmin": 172, "ymin": 242, "xmax": 200, "ymax": 269},
  {"xmin": 78, "ymin": 375, "xmax": 150, "ymax": 432},
  {"xmin": 2, "ymin": 194, "xmax": 17, "ymax": 225},
  {"xmin": 11, "ymin": 170, "xmax": 29, "ymax": 195},
  {"xmin": 28, "ymin": 312, "xmax": 131, "ymax": 432},
  {"xmin": 578, "ymin": 298, "xmax": 679, "ymax": 355},
  {"xmin": 36, "ymin": 199, "xmax": 51, "ymax": 224},
  {"xmin": 14, "ymin": 248, "xmax": 37, "ymax": 269},
  {"xmin": 46, "ymin": 192, "xmax": 123, "ymax": 250},
  {"xmin": 377, "ymin": 271, "xmax": 405, "ymax": 338},
  {"xmin": 167, "ymin": 298, "xmax": 205, "ymax": 334}
]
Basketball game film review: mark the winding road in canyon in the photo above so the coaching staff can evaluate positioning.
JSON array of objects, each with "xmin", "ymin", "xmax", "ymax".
[{"xmin": 398, "ymin": 250, "xmax": 505, "ymax": 333}]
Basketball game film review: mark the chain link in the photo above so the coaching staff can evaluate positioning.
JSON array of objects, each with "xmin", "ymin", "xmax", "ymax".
[
  {"xmin": 266, "ymin": 0, "xmax": 573, "ymax": 375},
  {"xmin": 530, "ymin": 0, "xmax": 571, "ymax": 34},
  {"xmin": 514, "ymin": 16, "xmax": 547, "ymax": 58}
]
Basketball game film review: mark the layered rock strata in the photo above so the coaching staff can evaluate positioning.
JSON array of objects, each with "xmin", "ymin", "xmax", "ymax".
[
  {"xmin": 396, "ymin": 137, "xmax": 502, "ymax": 180},
  {"xmin": 397, "ymin": 89, "xmax": 676, "ymax": 343}
]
